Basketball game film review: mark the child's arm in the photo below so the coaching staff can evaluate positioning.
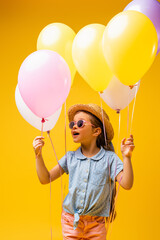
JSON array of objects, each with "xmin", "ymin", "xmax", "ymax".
[
  {"xmin": 116, "ymin": 134, "xmax": 135, "ymax": 190},
  {"xmin": 33, "ymin": 136, "xmax": 65, "ymax": 184}
]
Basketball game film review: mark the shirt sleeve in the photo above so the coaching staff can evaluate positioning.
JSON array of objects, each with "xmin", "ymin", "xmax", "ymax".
[
  {"xmin": 58, "ymin": 153, "xmax": 69, "ymax": 174},
  {"xmin": 110, "ymin": 152, "xmax": 123, "ymax": 181}
]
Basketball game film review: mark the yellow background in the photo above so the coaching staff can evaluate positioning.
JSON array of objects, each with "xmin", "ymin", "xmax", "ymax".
[{"xmin": 1, "ymin": 0, "xmax": 160, "ymax": 239}]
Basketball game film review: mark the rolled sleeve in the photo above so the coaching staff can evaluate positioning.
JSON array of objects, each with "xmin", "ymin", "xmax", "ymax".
[
  {"xmin": 110, "ymin": 153, "xmax": 123, "ymax": 181},
  {"xmin": 58, "ymin": 154, "xmax": 69, "ymax": 174}
]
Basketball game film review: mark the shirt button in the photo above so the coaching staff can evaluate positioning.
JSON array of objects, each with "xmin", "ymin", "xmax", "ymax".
[
  {"xmin": 86, "ymin": 170, "xmax": 88, "ymax": 173},
  {"xmin": 81, "ymin": 200, "xmax": 83, "ymax": 204},
  {"xmin": 82, "ymin": 189, "xmax": 85, "ymax": 193},
  {"xmin": 84, "ymin": 179, "xmax": 87, "ymax": 182},
  {"xmin": 88, "ymin": 159, "xmax": 90, "ymax": 162}
]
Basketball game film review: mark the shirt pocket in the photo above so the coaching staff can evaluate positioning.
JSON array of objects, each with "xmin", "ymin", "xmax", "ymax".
[
  {"xmin": 91, "ymin": 170, "xmax": 108, "ymax": 186},
  {"xmin": 90, "ymin": 159, "xmax": 109, "ymax": 186}
]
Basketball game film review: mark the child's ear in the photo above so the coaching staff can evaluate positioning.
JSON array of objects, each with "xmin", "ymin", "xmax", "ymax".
[{"xmin": 93, "ymin": 127, "xmax": 101, "ymax": 136}]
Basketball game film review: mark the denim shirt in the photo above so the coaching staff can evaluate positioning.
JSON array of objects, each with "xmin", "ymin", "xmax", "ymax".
[{"xmin": 59, "ymin": 146, "xmax": 123, "ymax": 229}]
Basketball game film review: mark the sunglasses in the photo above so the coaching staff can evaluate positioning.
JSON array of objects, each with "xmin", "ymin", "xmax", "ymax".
[{"xmin": 69, "ymin": 119, "xmax": 95, "ymax": 129}]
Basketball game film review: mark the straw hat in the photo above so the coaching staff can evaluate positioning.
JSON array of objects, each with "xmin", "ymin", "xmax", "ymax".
[{"xmin": 68, "ymin": 103, "xmax": 114, "ymax": 141}]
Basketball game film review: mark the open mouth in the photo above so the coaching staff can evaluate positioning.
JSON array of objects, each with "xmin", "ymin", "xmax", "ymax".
[{"xmin": 73, "ymin": 132, "xmax": 79, "ymax": 136}]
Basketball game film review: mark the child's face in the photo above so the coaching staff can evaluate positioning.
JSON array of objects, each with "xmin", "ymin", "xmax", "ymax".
[{"xmin": 71, "ymin": 111, "xmax": 97, "ymax": 144}]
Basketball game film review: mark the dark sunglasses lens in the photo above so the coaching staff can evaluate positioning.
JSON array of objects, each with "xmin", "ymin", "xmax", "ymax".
[
  {"xmin": 69, "ymin": 121, "xmax": 75, "ymax": 129},
  {"xmin": 77, "ymin": 120, "xmax": 84, "ymax": 128}
]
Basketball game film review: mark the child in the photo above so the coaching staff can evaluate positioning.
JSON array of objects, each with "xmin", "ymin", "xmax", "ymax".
[{"xmin": 33, "ymin": 103, "xmax": 134, "ymax": 240}]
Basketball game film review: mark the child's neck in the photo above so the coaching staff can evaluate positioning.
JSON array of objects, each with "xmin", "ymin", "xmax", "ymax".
[{"xmin": 81, "ymin": 142, "xmax": 101, "ymax": 158}]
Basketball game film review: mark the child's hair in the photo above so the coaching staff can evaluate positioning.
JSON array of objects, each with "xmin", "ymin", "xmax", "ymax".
[{"xmin": 76, "ymin": 110, "xmax": 117, "ymax": 222}]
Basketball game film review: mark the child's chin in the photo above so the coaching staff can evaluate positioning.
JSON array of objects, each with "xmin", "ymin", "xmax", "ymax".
[
  {"xmin": 73, "ymin": 139, "xmax": 80, "ymax": 143},
  {"xmin": 72, "ymin": 137, "xmax": 81, "ymax": 143}
]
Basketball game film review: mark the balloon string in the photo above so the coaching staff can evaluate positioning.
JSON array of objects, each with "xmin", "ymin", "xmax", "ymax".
[
  {"xmin": 107, "ymin": 175, "xmax": 123, "ymax": 240},
  {"xmin": 41, "ymin": 121, "xmax": 43, "ymax": 137},
  {"xmin": 49, "ymin": 175, "xmax": 52, "ymax": 240},
  {"xmin": 41, "ymin": 121, "xmax": 52, "ymax": 240},
  {"xmin": 64, "ymin": 101, "xmax": 67, "ymax": 201},
  {"xmin": 41, "ymin": 118, "xmax": 49, "ymax": 136},
  {"xmin": 106, "ymin": 110, "xmax": 120, "ymax": 235},
  {"xmin": 106, "ymin": 111, "xmax": 121, "ymax": 235},
  {"xmin": 64, "ymin": 101, "xmax": 67, "ymax": 156},
  {"xmin": 41, "ymin": 119, "xmax": 44, "ymax": 155},
  {"xmin": 37, "ymin": 118, "xmax": 45, "ymax": 157},
  {"xmin": 130, "ymin": 85, "xmax": 138, "ymax": 135},
  {"xmin": 116, "ymin": 111, "xmax": 121, "ymax": 156},
  {"xmin": 127, "ymin": 88, "xmax": 131, "ymax": 136},
  {"xmin": 99, "ymin": 93, "xmax": 111, "ymax": 235},
  {"xmin": 99, "ymin": 93, "xmax": 107, "ymax": 144},
  {"xmin": 47, "ymin": 132, "xmax": 63, "ymax": 240},
  {"xmin": 108, "ymin": 85, "xmax": 137, "ymax": 238},
  {"xmin": 114, "ymin": 111, "xmax": 121, "ymax": 184},
  {"xmin": 47, "ymin": 131, "xmax": 63, "ymax": 209},
  {"xmin": 127, "ymin": 104, "xmax": 129, "ymax": 137},
  {"xmin": 114, "ymin": 112, "xmax": 121, "ymax": 189}
]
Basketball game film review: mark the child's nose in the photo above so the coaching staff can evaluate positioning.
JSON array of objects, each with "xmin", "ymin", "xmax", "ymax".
[{"xmin": 73, "ymin": 123, "xmax": 78, "ymax": 129}]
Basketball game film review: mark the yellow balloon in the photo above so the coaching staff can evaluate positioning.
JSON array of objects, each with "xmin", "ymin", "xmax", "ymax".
[
  {"xmin": 37, "ymin": 23, "xmax": 76, "ymax": 85},
  {"xmin": 72, "ymin": 24, "xmax": 113, "ymax": 92},
  {"xmin": 102, "ymin": 10, "xmax": 158, "ymax": 85}
]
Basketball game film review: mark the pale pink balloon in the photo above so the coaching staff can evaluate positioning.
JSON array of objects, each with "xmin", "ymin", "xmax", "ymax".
[
  {"xmin": 18, "ymin": 50, "xmax": 71, "ymax": 118},
  {"xmin": 15, "ymin": 85, "xmax": 62, "ymax": 132}
]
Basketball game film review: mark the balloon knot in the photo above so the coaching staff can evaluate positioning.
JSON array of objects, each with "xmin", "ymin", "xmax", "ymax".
[
  {"xmin": 116, "ymin": 109, "xmax": 120, "ymax": 114},
  {"xmin": 129, "ymin": 83, "xmax": 138, "ymax": 89},
  {"xmin": 129, "ymin": 85, "xmax": 134, "ymax": 89},
  {"xmin": 41, "ymin": 118, "xmax": 48, "ymax": 123}
]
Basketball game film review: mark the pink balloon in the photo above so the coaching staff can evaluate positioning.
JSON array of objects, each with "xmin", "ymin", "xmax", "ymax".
[
  {"xmin": 15, "ymin": 85, "xmax": 62, "ymax": 132},
  {"xmin": 18, "ymin": 50, "xmax": 71, "ymax": 118}
]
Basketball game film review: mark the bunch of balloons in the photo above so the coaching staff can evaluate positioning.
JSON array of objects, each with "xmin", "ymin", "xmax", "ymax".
[
  {"xmin": 15, "ymin": 0, "xmax": 160, "ymax": 130},
  {"xmin": 72, "ymin": 0, "xmax": 159, "ymax": 112}
]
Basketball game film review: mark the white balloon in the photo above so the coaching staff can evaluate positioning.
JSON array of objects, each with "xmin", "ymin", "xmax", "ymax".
[
  {"xmin": 100, "ymin": 76, "xmax": 140, "ymax": 111},
  {"xmin": 15, "ymin": 85, "xmax": 62, "ymax": 131}
]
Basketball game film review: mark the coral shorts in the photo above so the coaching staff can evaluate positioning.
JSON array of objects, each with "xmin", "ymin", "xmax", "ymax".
[{"xmin": 61, "ymin": 209, "xmax": 107, "ymax": 240}]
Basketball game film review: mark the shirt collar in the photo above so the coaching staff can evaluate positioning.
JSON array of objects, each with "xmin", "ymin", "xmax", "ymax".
[{"xmin": 75, "ymin": 146, "xmax": 105, "ymax": 161}]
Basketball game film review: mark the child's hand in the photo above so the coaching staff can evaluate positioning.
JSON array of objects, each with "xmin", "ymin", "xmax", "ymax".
[
  {"xmin": 121, "ymin": 134, "xmax": 135, "ymax": 158},
  {"xmin": 33, "ymin": 136, "xmax": 45, "ymax": 156}
]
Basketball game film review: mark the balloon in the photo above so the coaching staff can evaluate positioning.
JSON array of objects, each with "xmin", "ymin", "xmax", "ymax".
[
  {"xmin": 100, "ymin": 76, "xmax": 140, "ymax": 111},
  {"xmin": 72, "ymin": 24, "xmax": 113, "ymax": 92},
  {"xmin": 15, "ymin": 85, "xmax": 62, "ymax": 131},
  {"xmin": 124, "ymin": 0, "xmax": 160, "ymax": 54},
  {"xmin": 18, "ymin": 50, "xmax": 71, "ymax": 118},
  {"xmin": 102, "ymin": 10, "xmax": 158, "ymax": 85},
  {"xmin": 37, "ymin": 23, "xmax": 76, "ymax": 85}
]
